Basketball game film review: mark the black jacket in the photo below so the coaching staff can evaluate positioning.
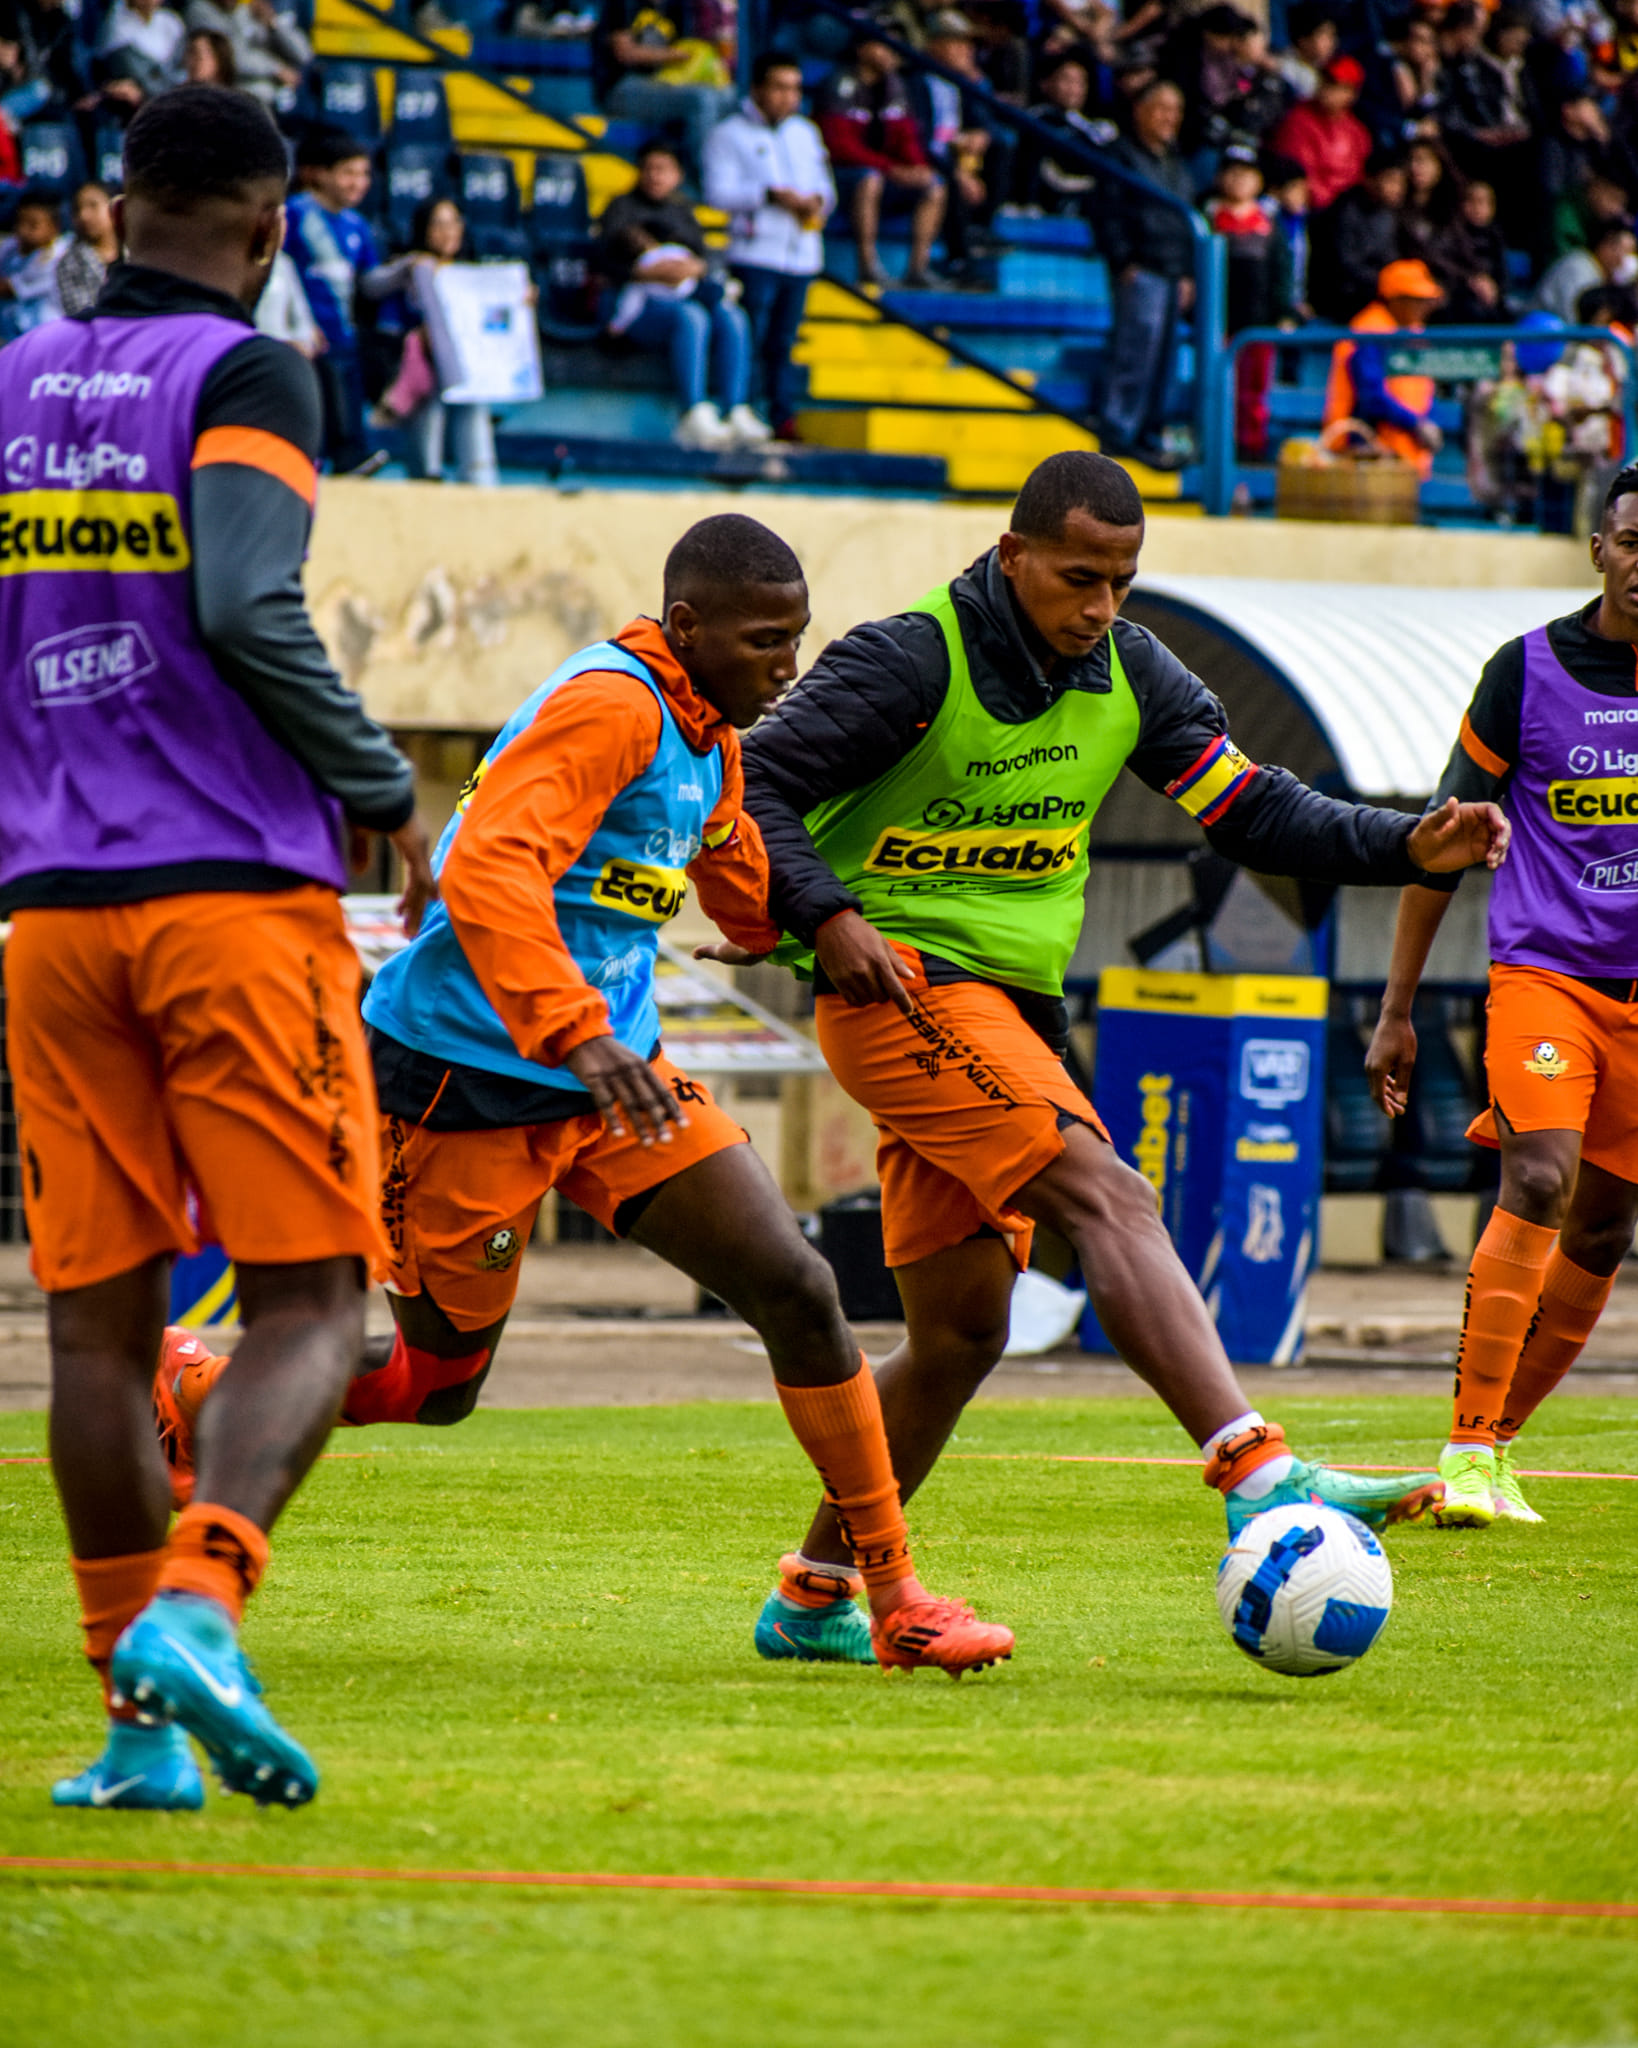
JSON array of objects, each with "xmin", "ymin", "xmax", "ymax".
[
  {"xmin": 1096, "ymin": 135, "xmax": 1197, "ymax": 280},
  {"xmin": 1311, "ymin": 185, "xmax": 1401, "ymax": 323},
  {"xmin": 741, "ymin": 548, "xmax": 1424, "ymax": 965}
]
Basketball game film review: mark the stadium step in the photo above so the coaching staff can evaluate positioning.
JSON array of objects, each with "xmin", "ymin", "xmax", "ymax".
[{"xmin": 792, "ymin": 276, "xmax": 1177, "ymax": 499}]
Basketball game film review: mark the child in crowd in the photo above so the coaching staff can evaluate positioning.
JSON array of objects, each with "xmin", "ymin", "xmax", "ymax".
[
  {"xmin": 54, "ymin": 181, "xmax": 119, "ymax": 318},
  {"xmin": 1208, "ymin": 143, "xmax": 1295, "ymax": 458},
  {"xmin": 1263, "ymin": 153, "xmax": 1312, "ymax": 322},
  {"xmin": 0, "ymin": 190, "xmax": 67, "ymax": 341}
]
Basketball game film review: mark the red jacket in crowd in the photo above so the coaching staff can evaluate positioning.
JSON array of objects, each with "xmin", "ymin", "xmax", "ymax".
[{"xmin": 1268, "ymin": 100, "xmax": 1371, "ymax": 211}]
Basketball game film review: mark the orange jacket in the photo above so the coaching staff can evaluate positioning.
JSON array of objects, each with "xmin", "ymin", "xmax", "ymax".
[
  {"xmin": 439, "ymin": 616, "xmax": 777, "ymax": 1069},
  {"xmin": 1323, "ymin": 301, "xmax": 1436, "ymax": 477}
]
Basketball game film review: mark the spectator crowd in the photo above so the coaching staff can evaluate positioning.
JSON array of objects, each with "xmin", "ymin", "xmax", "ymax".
[{"xmin": 0, "ymin": 0, "xmax": 1634, "ymax": 495}]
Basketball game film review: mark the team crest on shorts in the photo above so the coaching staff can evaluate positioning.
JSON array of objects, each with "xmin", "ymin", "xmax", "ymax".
[
  {"xmin": 481, "ymin": 1226, "xmax": 522, "ymax": 1270},
  {"xmin": 1524, "ymin": 1040, "xmax": 1570, "ymax": 1079}
]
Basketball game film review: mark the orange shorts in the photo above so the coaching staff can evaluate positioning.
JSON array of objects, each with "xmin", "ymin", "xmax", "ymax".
[
  {"xmin": 5, "ymin": 889, "xmax": 386, "ymax": 1292},
  {"xmin": 379, "ymin": 1054, "xmax": 746, "ymax": 1330},
  {"xmin": 816, "ymin": 949, "xmax": 1107, "ymax": 1270},
  {"xmin": 1470, "ymin": 961, "xmax": 1638, "ymax": 1180}
]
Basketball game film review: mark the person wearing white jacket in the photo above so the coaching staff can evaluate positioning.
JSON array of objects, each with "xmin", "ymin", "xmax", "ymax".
[{"xmin": 704, "ymin": 55, "xmax": 835, "ymax": 437}]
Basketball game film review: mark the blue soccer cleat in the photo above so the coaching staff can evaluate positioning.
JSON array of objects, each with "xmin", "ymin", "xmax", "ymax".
[
  {"xmin": 109, "ymin": 1590, "xmax": 319, "ymax": 1808},
  {"xmin": 1225, "ymin": 1458, "xmax": 1444, "ymax": 1541},
  {"xmin": 755, "ymin": 1555, "xmax": 877, "ymax": 1665},
  {"xmin": 52, "ymin": 1721, "xmax": 204, "ymax": 1811}
]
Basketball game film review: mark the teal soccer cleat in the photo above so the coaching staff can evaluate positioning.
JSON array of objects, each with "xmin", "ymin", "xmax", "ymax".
[
  {"xmin": 1224, "ymin": 1458, "xmax": 1444, "ymax": 1541},
  {"xmin": 110, "ymin": 1590, "xmax": 319, "ymax": 1808},
  {"xmin": 52, "ymin": 1721, "xmax": 204, "ymax": 1811},
  {"xmin": 755, "ymin": 1556, "xmax": 877, "ymax": 1664},
  {"xmin": 755, "ymin": 1589, "xmax": 878, "ymax": 1664}
]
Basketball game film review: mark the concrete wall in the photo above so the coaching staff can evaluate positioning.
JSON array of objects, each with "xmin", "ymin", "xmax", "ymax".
[{"xmin": 309, "ymin": 480, "xmax": 1597, "ymax": 730}]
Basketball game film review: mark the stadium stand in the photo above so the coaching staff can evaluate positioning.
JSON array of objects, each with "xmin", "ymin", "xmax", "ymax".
[{"xmin": 0, "ymin": 0, "xmax": 1631, "ymax": 515}]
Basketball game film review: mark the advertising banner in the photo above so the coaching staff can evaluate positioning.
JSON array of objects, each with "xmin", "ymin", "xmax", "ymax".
[{"xmin": 1086, "ymin": 968, "xmax": 1327, "ymax": 1365}]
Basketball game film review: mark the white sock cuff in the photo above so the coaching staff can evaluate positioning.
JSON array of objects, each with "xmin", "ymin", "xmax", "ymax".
[{"xmin": 1201, "ymin": 1411, "xmax": 1264, "ymax": 1463}]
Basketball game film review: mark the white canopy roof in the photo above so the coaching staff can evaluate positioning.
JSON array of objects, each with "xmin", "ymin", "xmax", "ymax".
[{"xmin": 1131, "ymin": 577, "xmax": 1596, "ymax": 797}]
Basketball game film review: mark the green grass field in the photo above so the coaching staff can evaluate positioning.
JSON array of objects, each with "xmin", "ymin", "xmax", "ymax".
[{"xmin": 4, "ymin": 1394, "xmax": 1637, "ymax": 2047}]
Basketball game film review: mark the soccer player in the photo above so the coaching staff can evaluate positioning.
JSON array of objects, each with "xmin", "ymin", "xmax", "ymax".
[
  {"xmin": 156, "ymin": 513, "xmax": 1015, "ymax": 1677},
  {"xmin": 0, "ymin": 87, "xmax": 434, "ymax": 1812},
  {"xmin": 724, "ymin": 451, "xmax": 1509, "ymax": 1660},
  {"xmin": 1366, "ymin": 468, "xmax": 1638, "ymax": 1528}
]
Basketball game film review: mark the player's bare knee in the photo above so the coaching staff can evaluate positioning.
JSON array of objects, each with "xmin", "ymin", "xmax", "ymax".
[
  {"xmin": 1504, "ymin": 1152, "xmax": 1577, "ymax": 1223},
  {"xmin": 1565, "ymin": 1211, "xmax": 1635, "ymax": 1272},
  {"xmin": 736, "ymin": 1240, "xmax": 845, "ymax": 1348}
]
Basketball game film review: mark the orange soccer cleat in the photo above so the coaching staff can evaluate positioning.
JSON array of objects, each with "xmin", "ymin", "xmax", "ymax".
[
  {"xmin": 871, "ymin": 1594, "xmax": 1015, "ymax": 1678},
  {"xmin": 152, "ymin": 1327, "xmax": 230, "ymax": 1509}
]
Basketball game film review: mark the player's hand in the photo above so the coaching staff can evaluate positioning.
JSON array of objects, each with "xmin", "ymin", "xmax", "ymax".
[
  {"xmin": 1365, "ymin": 1010, "xmax": 1418, "ymax": 1118},
  {"xmin": 693, "ymin": 940, "xmax": 771, "ymax": 967},
  {"xmin": 814, "ymin": 910, "xmax": 917, "ymax": 1013},
  {"xmin": 389, "ymin": 816, "xmax": 438, "ymax": 936},
  {"xmin": 1407, "ymin": 796, "xmax": 1510, "ymax": 873},
  {"xmin": 566, "ymin": 1037, "xmax": 685, "ymax": 1146}
]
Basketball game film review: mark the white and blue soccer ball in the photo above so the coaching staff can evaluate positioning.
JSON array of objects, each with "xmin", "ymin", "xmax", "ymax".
[{"xmin": 1215, "ymin": 1502, "xmax": 1394, "ymax": 1677}]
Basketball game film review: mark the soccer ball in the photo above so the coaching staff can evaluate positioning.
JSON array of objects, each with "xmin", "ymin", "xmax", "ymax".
[{"xmin": 1215, "ymin": 1502, "xmax": 1394, "ymax": 1677}]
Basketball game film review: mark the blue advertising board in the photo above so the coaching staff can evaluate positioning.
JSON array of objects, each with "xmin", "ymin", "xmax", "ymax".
[{"xmin": 1084, "ymin": 968, "xmax": 1327, "ymax": 1365}]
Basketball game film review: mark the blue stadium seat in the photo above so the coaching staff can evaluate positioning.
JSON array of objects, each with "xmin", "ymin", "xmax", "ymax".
[
  {"xmin": 531, "ymin": 154, "xmax": 589, "ymax": 244},
  {"xmin": 90, "ymin": 121, "xmax": 125, "ymax": 190},
  {"xmin": 390, "ymin": 69, "xmax": 451, "ymax": 143},
  {"xmin": 317, "ymin": 62, "xmax": 381, "ymax": 142},
  {"xmin": 19, "ymin": 120, "xmax": 85, "ymax": 198},
  {"xmin": 382, "ymin": 141, "xmax": 454, "ymax": 243},
  {"xmin": 459, "ymin": 151, "xmax": 528, "ymax": 256}
]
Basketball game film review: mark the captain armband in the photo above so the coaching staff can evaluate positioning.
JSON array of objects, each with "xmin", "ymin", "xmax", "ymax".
[{"xmin": 1165, "ymin": 734, "xmax": 1259, "ymax": 826}]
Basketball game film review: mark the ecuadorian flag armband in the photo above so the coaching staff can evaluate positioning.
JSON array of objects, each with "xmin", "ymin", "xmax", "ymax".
[
  {"xmin": 702, "ymin": 815, "xmax": 741, "ymax": 853},
  {"xmin": 1165, "ymin": 735, "xmax": 1258, "ymax": 826}
]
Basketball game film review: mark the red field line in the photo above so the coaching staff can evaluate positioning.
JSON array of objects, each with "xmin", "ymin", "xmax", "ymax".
[
  {"xmin": 947, "ymin": 1454, "xmax": 1638, "ymax": 1481},
  {"xmin": 1, "ymin": 1855, "xmax": 1634, "ymax": 1918},
  {"xmin": 0, "ymin": 1453, "xmax": 380, "ymax": 1468}
]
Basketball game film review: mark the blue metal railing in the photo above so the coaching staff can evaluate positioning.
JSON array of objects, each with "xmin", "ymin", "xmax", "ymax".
[
  {"xmin": 778, "ymin": 0, "xmax": 1226, "ymax": 467},
  {"xmin": 1207, "ymin": 323, "xmax": 1638, "ymax": 519}
]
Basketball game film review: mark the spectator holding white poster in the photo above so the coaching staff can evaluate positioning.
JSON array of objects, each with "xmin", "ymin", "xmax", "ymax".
[{"xmin": 372, "ymin": 197, "xmax": 540, "ymax": 486}]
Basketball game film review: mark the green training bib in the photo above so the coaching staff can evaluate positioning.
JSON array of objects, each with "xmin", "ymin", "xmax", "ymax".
[{"xmin": 776, "ymin": 582, "xmax": 1140, "ymax": 995}]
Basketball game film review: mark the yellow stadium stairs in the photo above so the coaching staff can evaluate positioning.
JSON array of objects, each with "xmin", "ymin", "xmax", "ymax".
[{"xmin": 793, "ymin": 278, "xmax": 1182, "ymax": 501}]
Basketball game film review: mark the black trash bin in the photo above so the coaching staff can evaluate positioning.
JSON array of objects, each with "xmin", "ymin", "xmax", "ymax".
[{"xmin": 818, "ymin": 1191, "xmax": 902, "ymax": 1322}]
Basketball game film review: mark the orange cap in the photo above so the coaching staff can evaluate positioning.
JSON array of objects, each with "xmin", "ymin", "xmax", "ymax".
[{"xmin": 1378, "ymin": 258, "xmax": 1443, "ymax": 301}]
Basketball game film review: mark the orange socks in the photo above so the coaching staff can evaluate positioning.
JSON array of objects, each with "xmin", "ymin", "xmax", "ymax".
[
  {"xmin": 71, "ymin": 1549, "xmax": 165, "ymax": 1715},
  {"xmin": 775, "ymin": 1362, "xmax": 917, "ymax": 1605},
  {"xmin": 1498, "ymin": 1250, "xmax": 1617, "ymax": 1445},
  {"xmin": 156, "ymin": 1502, "xmax": 268, "ymax": 1625},
  {"xmin": 1450, "ymin": 1209, "xmax": 1557, "ymax": 1447}
]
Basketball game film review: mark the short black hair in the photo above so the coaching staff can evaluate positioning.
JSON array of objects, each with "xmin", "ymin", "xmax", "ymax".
[
  {"xmin": 635, "ymin": 137, "xmax": 683, "ymax": 167},
  {"xmin": 1286, "ymin": 1, "xmax": 1336, "ymax": 39},
  {"xmin": 663, "ymin": 514, "xmax": 804, "ymax": 608},
  {"xmin": 752, "ymin": 50, "xmax": 802, "ymax": 86},
  {"xmin": 124, "ymin": 86, "xmax": 289, "ymax": 210},
  {"xmin": 1603, "ymin": 466, "xmax": 1638, "ymax": 521},
  {"xmin": 294, "ymin": 122, "xmax": 371, "ymax": 173},
  {"xmin": 1593, "ymin": 217, "xmax": 1636, "ymax": 252},
  {"xmin": 14, "ymin": 185, "xmax": 61, "ymax": 221},
  {"xmin": 1366, "ymin": 142, "xmax": 1407, "ymax": 177},
  {"xmin": 1011, "ymin": 451, "xmax": 1144, "ymax": 540}
]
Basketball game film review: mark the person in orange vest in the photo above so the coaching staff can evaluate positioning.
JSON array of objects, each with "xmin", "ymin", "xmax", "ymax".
[{"xmin": 1323, "ymin": 256, "xmax": 1445, "ymax": 476}]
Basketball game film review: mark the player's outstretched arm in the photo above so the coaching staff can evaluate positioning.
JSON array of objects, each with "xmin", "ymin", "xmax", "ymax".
[
  {"xmin": 1364, "ymin": 883, "xmax": 1456, "ymax": 1117},
  {"xmin": 1403, "ymin": 795, "xmax": 1510, "ymax": 872}
]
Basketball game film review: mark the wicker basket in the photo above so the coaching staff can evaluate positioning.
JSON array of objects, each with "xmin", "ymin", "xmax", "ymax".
[{"xmin": 1274, "ymin": 420, "xmax": 1422, "ymax": 526}]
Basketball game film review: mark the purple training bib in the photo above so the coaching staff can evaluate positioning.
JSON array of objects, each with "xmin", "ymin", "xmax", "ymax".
[
  {"xmin": 0, "ymin": 311, "xmax": 345, "ymax": 899},
  {"xmin": 1489, "ymin": 623, "xmax": 1638, "ymax": 979}
]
